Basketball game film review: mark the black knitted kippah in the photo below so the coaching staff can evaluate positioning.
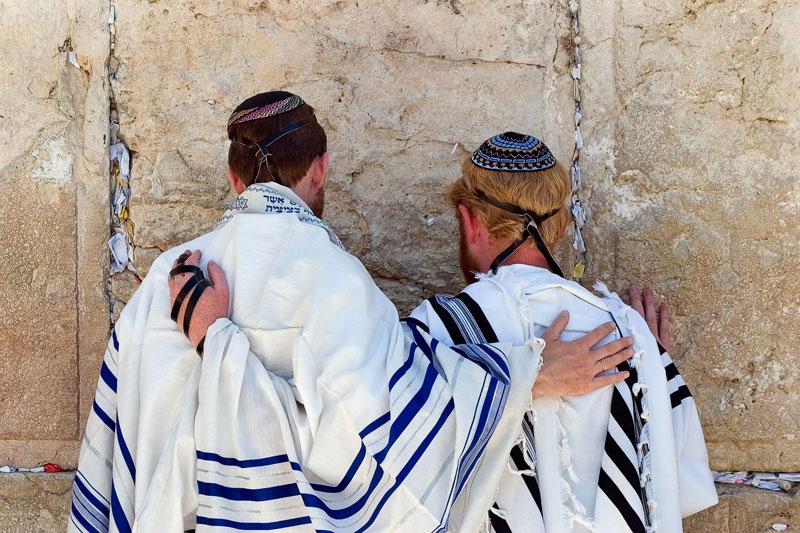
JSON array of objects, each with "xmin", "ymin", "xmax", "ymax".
[{"xmin": 470, "ymin": 132, "xmax": 556, "ymax": 172}]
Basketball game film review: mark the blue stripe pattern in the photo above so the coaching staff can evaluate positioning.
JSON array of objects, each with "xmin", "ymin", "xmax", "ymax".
[
  {"xmin": 110, "ymin": 484, "xmax": 131, "ymax": 533},
  {"xmin": 197, "ymin": 451, "xmax": 301, "ymax": 471},
  {"xmin": 99, "ymin": 361, "xmax": 117, "ymax": 393},
  {"xmin": 374, "ymin": 360, "xmax": 440, "ymax": 464},
  {"xmin": 115, "ymin": 417, "xmax": 136, "ymax": 481},
  {"xmin": 73, "ymin": 476, "xmax": 110, "ymax": 524},
  {"xmin": 71, "ymin": 502, "xmax": 102, "ymax": 533},
  {"xmin": 92, "ymin": 401, "xmax": 115, "ymax": 432},
  {"xmin": 199, "ymin": 481, "xmax": 301, "ymax": 501},
  {"xmin": 196, "ymin": 323, "xmax": 508, "ymax": 532},
  {"xmin": 196, "ymin": 516, "xmax": 312, "ymax": 530}
]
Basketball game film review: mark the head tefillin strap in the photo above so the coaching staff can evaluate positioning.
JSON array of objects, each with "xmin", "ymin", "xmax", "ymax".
[
  {"xmin": 252, "ymin": 119, "xmax": 308, "ymax": 185},
  {"xmin": 470, "ymin": 132, "xmax": 565, "ymax": 278},
  {"xmin": 228, "ymin": 92, "xmax": 309, "ymax": 186}
]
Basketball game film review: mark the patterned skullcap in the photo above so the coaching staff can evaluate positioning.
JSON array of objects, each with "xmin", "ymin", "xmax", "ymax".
[
  {"xmin": 470, "ymin": 132, "xmax": 556, "ymax": 172},
  {"xmin": 227, "ymin": 92, "xmax": 305, "ymax": 127}
]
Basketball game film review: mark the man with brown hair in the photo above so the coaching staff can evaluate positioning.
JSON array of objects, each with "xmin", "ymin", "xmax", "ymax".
[
  {"xmin": 69, "ymin": 94, "xmax": 634, "ymax": 533},
  {"xmin": 172, "ymin": 128, "xmax": 716, "ymax": 532}
]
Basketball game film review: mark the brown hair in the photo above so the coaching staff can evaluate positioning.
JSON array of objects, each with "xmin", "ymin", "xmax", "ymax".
[
  {"xmin": 227, "ymin": 92, "xmax": 327, "ymax": 187},
  {"xmin": 448, "ymin": 156, "xmax": 571, "ymax": 247}
]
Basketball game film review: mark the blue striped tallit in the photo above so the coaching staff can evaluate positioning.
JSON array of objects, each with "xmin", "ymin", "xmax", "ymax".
[{"xmin": 68, "ymin": 182, "xmax": 544, "ymax": 532}]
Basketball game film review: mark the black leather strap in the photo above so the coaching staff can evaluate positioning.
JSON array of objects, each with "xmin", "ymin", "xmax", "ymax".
[
  {"xmin": 182, "ymin": 279, "xmax": 210, "ymax": 336},
  {"xmin": 528, "ymin": 221, "xmax": 565, "ymax": 277},
  {"xmin": 255, "ymin": 120, "xmax": 307, "ymax": 156},
  {"xmin": 474, "ymin": 189, "xmax": 565, "ymax": 278},
  {"xmin": 196, "ymin": 336, "xmax": 205, "ymax": 356},
  {"xmin": 488, "ymin": 232, "xmax": 530, "ymax": 274},
  {"xmin": 169, "ymin": 263, "xmax": 204, "ymax": 279},
  {"xmin": 170, "ymin": 274, "xmax": 203, "ymax": 321}
]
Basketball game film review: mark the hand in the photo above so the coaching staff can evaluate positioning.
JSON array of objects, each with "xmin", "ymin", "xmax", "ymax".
[
  {"xmin": 532, "ymin": 311, "xmax": 634, "ymax": 398},
  {"xmin": 628, "ymin": 284, "xmax": 670, "ymax": 352},
  {"xmin": 168, "ymin": 250, "xmax": 229, "ymax": 352}
]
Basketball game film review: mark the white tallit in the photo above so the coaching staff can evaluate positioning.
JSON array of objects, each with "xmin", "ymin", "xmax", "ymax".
[
  {"xmin": 68, "ymin": 183, "xmax": 543, "ymax": 533},
  {"xmin": 410, "ymin": 264, "xmax": 718, "ymax": 533}
]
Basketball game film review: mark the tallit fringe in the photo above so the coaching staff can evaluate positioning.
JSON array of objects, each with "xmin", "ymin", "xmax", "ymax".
[
  {"xmin": 555, "ymin": 406, "xmax": 597, "ymax": 531},
  {"xmin": 594, "ymin": 281, "xmax": 659, "ymax": 531}
]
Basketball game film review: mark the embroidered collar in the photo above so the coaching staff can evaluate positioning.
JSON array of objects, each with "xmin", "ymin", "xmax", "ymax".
[{"xmin": 219, "ymin": 182, "xmax": 344, "ymax": 250}]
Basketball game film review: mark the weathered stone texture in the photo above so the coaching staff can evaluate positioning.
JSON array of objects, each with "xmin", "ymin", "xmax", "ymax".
[
  {"xmin": 0, "ymin": 0, "xmax": 110, "ymax": 466},
  {"xmin": 1, "ymin": 0, "xmax": 799, "ymax": 526},
  {"xmin": 113, "ymin": 0, "xmax": 574, "ymax": 310},
  {"xmin": 581, "ymin": 0, "xmax": 800, "ymax": 470},
  {"xmin": 684, "ymin": 484, "xmax": 800, "ymax": 533},
  {"xmin": 0, "ymin": 473, "xmax": 73, "ymax": 532}
]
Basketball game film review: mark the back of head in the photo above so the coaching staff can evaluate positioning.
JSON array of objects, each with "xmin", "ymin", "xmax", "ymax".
[
  {"xmin": 227, "ymin": 91, "xmax": 327, "ymax": 188},
  {"xmin": 449, "ymin": 132, "xmax": 570, "ymax": 248}
]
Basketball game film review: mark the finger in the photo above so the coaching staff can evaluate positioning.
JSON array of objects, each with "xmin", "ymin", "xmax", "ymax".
[
  {"xmin": 591, "ymin": 336, "xmax": 633, "ymax": 361},
  {"xmin": 643, "ymin": 287, "xmax": 658, "ymax": 336},
  {"xmin": 541, "ymin": 311, "xmax": 569, "ymax": 343},
  {"xmin": 185, "ymin": 249, "xmax": 202, "ymax": 267},
  {"xmin": 659, "ymin": 303, "xmax": 671, "ymax": 352},
  {"xmin": 629, "ymin": 284, "xmax": 645, "ymax": 318},
  {"xmin": 207, "ymin": 261, "xmax": 229, "ymax": 295},
  {"xmin": 594, "ymin": 348, "xmax": 634, "ymax": 376},
  {"xmin": 578, "ymin": 321, "xmax": 616, "ymax": 349},
  {"xmin": 593, "ymin": 370, "xmax": 630, "ymax": 389}
]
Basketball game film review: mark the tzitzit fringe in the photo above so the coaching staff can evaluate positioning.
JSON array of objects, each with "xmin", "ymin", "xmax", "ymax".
[{"xmin": 594, "ymin": 282, "xmax": 658, "ymax": 531}]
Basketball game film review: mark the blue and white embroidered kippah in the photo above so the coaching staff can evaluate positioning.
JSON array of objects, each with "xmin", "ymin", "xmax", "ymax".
[{"xmin": 470, "ymin": 132, "xmax": 556, "ymax": 171}]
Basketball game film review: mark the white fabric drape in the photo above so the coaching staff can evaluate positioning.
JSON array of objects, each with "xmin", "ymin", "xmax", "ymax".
[{"xmin": 69, "ymin": 184, "xmax": 543, "ymax": 533}]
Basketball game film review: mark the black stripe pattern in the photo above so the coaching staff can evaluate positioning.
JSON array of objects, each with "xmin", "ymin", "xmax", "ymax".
[{"xmin": 658, "ymin": 343, "xmax": 694, "ymax": 410}]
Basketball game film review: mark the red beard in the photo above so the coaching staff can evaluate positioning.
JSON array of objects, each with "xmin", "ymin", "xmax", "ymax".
[{"xmin": 458, "ymin": 217, "xmax": 481, "ymax": 284}]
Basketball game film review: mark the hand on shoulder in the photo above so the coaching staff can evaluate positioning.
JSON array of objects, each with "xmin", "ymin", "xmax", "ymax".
[
  {"xmin": 167, "ymin": 250, "xmax": 229, "ymax": 354},
  {"xmin": 533, "ymin": 311, "xmax": 634, "ymax": 398}
]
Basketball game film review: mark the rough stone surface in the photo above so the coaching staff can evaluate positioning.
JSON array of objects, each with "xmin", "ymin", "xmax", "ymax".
[
  {"xmin": 1, "ymin": 0, "xmax": 799, "ymax": 526},
  {"xmin": 0, "ymin": 473, "xmax": 73, "ymax": 532},
  {"xmin": 581, "ymin": 0, "xmax": 800, "ymax": 470},
  {"xmin": 684, "ymin": 484, "xmax": 800, "ymax": 533},
  {"xmin": 114, "ymin": 0, "xmax": 574, "ymax": 308},
  {"xmin": 0, "ymin": 0, "xmax": 110, "ymax": 467}
]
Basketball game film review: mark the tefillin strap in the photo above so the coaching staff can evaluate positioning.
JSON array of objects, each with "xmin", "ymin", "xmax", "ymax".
[
  {"xmin": 169, "ymin": 251, "xmax": 208, "ymax": 355},
  {"xmin": 252, "ymin": 119, "xmax": 308, "ymax": 186},
  {"xmin": 473, "ymin": 189, "xmax": 565, "ymax": 278}
]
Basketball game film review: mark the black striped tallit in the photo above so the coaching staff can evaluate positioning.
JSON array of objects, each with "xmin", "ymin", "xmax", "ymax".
[
  {"xmin": 417, "ymin": 293, "xmax": 691, "ymax": 532},
  {"xmin": 598, "ymin": 317, "xmax": 650, "ymax": 532},
  {"xmin": 423, "ymin": 293, "xmax": 541, "ymax": 532},
  {"xmin": 657, "ymin": 341, "xmax": 694, "ymax": 409}
]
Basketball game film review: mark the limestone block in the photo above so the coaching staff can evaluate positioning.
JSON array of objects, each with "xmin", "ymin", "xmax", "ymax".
[
  {"xmin": 684, "ymin": 484, "xmax": 800, "ymax": 533},
  {"xmin": 112, "ymin": 0, "xmax": 573, "ymax": 306},
  {"xmin": 582, "ymin": 0, "xmax": 800, "ymax": 470},
  {"xmin": 0, "ymin": 473, "xmax": 72, "ymax": 532},
  {"xmin": 0, "ymin": 0, "xmax": 111, "ymax": 464}
]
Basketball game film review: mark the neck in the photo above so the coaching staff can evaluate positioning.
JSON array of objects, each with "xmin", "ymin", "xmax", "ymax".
[{"xmin": 485, "ymin": 240, "xmax": 551, "ymax": 272}]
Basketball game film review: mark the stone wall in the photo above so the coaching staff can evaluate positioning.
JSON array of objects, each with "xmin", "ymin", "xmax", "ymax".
[
  {"xmin": 0, "ymin": 0, "xmax": 109, "ymax": 471},
  {"xmin": 581, "ymin": 0, "xmax": 800, "ymax": 471},
  {"xmin": 1, "ymin": 0, "xmax": 797, "ymax": 530}
]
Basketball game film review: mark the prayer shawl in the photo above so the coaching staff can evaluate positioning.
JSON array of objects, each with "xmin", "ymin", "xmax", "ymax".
[
  {"xmin": 68, "ymin": 183, "xmax": 543, "ymax": 533},
  {"xmin": 410, "ymin": 265, "xmax": 717, "ymax": 533}
]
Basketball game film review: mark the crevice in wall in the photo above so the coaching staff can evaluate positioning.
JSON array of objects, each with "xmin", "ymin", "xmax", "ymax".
[
  {"xmin": 106, "ymin": 0, "xmax": 137, "ymax": 328},
  {"xmin": 568, "ymin": 0, "xmax": 588, "ymax": 282}
]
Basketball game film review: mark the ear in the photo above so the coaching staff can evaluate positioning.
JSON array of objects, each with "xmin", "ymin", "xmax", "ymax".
[
  {"xmin": 227, "ymin": 167, "xmax": 246, "ymax": 195},
  {"xmin": 310, "ymin": 152, "xmax": 328, "ymax": 190},
  {"xmin": 458, "ymin": 203, "xmax": 484, "ymax": 245}
]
